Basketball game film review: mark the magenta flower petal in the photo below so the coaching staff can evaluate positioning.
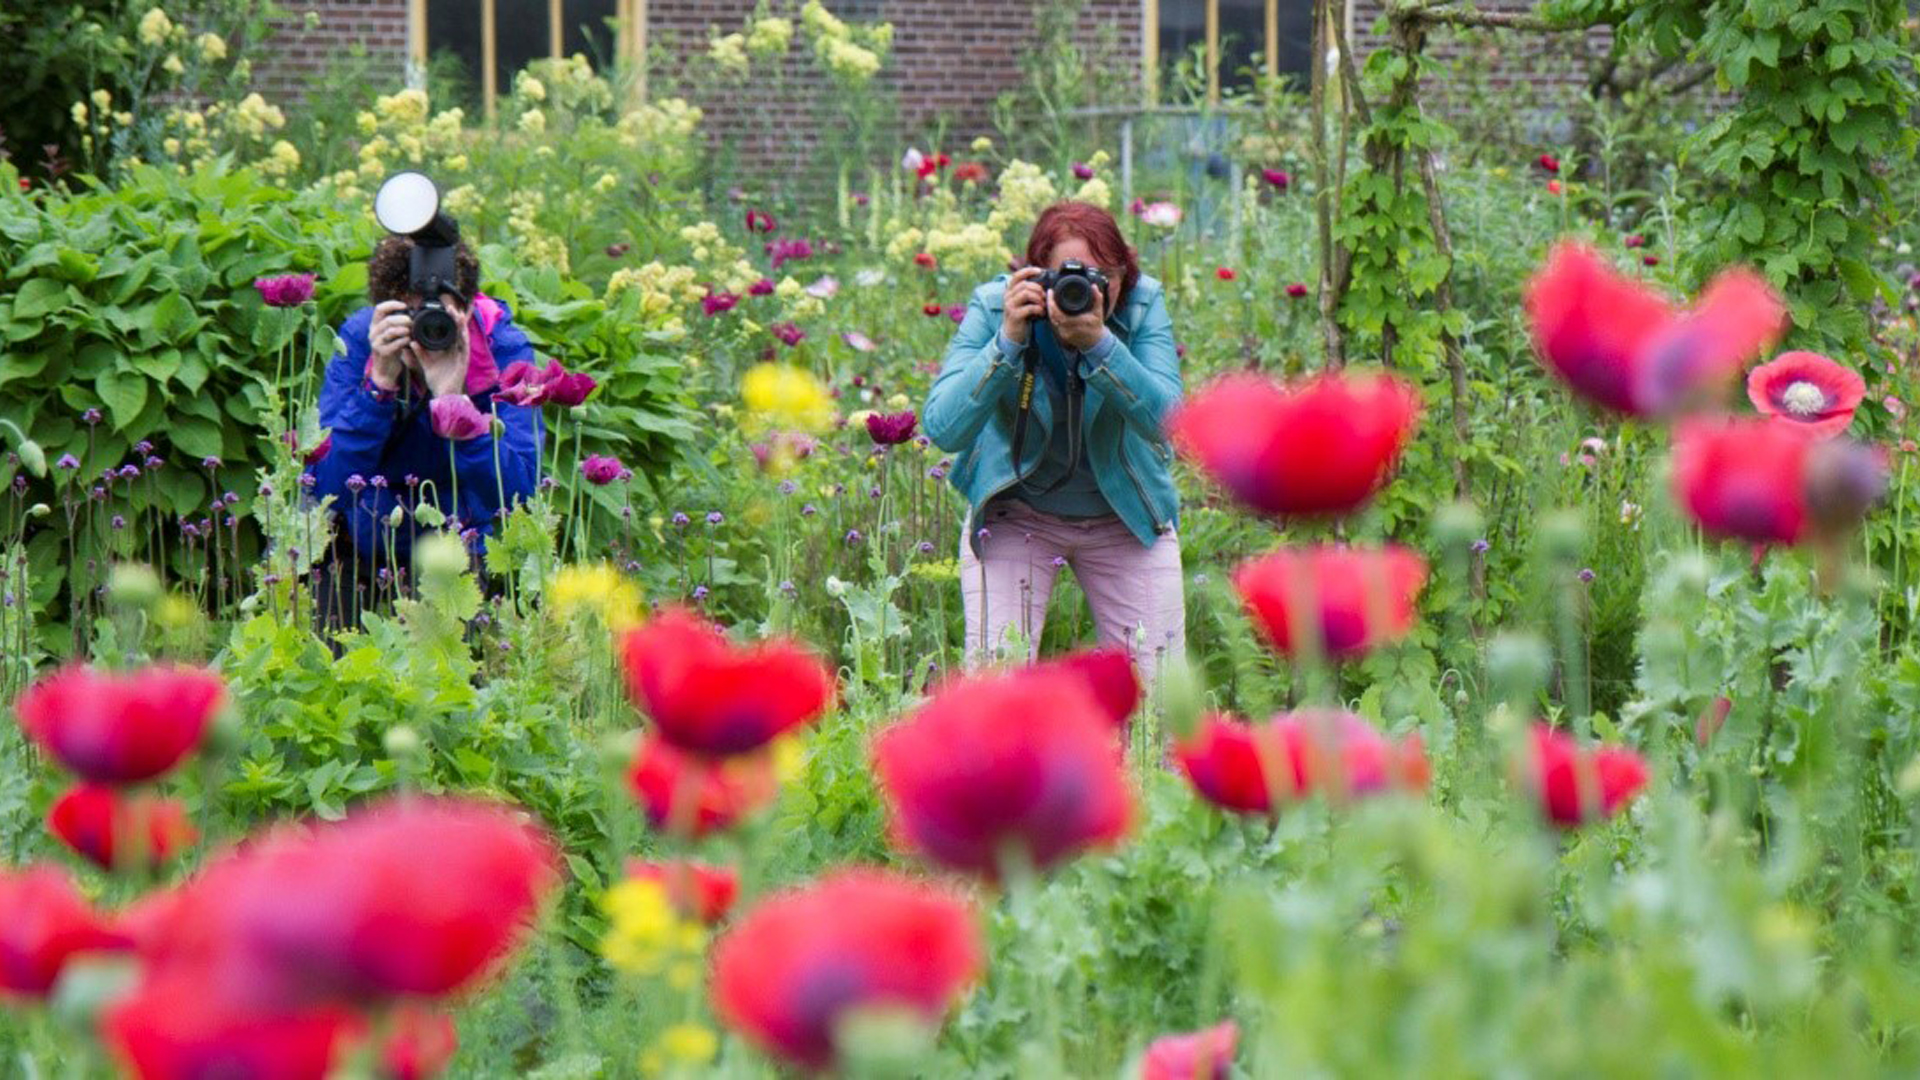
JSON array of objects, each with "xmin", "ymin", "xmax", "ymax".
[
  {"xmin": 430, "ymin": 396, "xmax": 489, "ymax": 441},
  {"xmin": 1746, "ymin": 351, "xmax": 1867, "ymax": 439}
]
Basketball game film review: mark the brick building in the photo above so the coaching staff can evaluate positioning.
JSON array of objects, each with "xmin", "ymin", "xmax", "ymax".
[{"xmin": 257, "ymin": 1, "xmax": 1607, "ymax": 165}]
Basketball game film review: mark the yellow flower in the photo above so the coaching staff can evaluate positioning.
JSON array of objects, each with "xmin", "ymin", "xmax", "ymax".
[
  {"xmin": 600, "ymin": 878, "xmax": 677, "ymax": 975},
  {"xmin": 137, "ymin": 7, "xmax": 174, "ymax": 47},
  {"xmin": 161, "ymin": 53, "xmax": 184, "ymax": 75},
  {"xmin": 92, "ymin": 89, "xmax": 112, "ymax": 111},
  {"xmin": 518, "ymin": 108, "xmax": 546, "ymax": 135},
  {"xmin": 548, "ymin": 564, "xmax": 644, "ymax": 631},
  {"xmin": 71, "ymin": 102, "xmax": 88, "ymax": 127},
  {"xmin": 658, "ymin": 1023, "xmax": 718, "ymax": 1067},
  {"xmin": 162, "ymin": 137, "xmax": 180, "ymax": 155},
  {"xmin": 823, "ymin": 38, "xmax": 880, "ymax": 82},
  {"xmin": 198, "ymin": 32, "xmax": 227, "ymax": 62},
  {"xmin": 774, "ymin": 275, "xmax": 803, "ymax": 300},
  {"xmin": 1073, "ymin": 176, "xmax": 1112, "ymax": 208},
  {"xmin": 741, "ymin": 363, "xmax": 834, "ymax": 433},
  {"xmin": 772, "ymin": 734, "xmax": 806, "ymax": 784},
  {"xmin": 517, "ymin": 73, "xmax": 547, "ymax": 101},
  {"xmin": 375, "ymin": 88, "xmax": 430, "ymax": 128},
  {"xmin": 971, "ymin": 135, "xmax": 993, "ymax": 152},
  {"xmin": 747, "ymin": 16, "xmax": 793, "ymax": 57},
  {"xmin": 709, "ymin": 32, "xmax": 749, "ymax": 77}
]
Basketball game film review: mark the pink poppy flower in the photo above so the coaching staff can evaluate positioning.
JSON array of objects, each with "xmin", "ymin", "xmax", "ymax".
[
  {"xmin": 429, "ymin": 396, "xmax": 489, "ymax": 441},
  {"xmin": 254, "ymin": 274, "xmax": 315, "ymax": 308},
  {"xmin": 1746, "ymin": 351, "xmax": 1866, "ymax": 438},
  {"xmin": 702, "ymin": 291, "xmax": 741, "ymax": 316},
  {"xmin": 1261, "ymin": 168, "xmax": 1290, "ymax": 190}
]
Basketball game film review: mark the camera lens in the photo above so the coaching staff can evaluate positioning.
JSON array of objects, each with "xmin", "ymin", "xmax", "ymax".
[
  {"xmin": 412, "ymin": 305, "xmax": 459, "ymax": 352},
  {"xmin": 1054, "ymin": 275, "xmax": 1094, "ymax": 316}
]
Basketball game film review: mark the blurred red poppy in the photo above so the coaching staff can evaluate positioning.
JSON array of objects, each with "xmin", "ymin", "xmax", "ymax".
[
  {"xmin": 1537, "ymin": 153, "xmax": 1560, "ymax": 174},
  {"xmin": 913, "ymin": 251, "xmax": 937, "ymax": 269},
  {"xmin": 1215, "ymin": 267, "xmax": 1236, "ymax": 281},
  {"xmin": 1033, "ymin": 646, "xmax": 1141, "ymax": 728},
  {"xmin": 1174, "ymin": 712, "xmax": 1428, "ymax": 814},
  {"xmin": 15, "ymin": 664, "xmax": 224, "ymax": 784},
  {"xmin": 1525, "ymin": 723, "xmax": 1648, "ymax": 827},
  {"xmin": 1141, "ymin": 1020, "xmax": 1238, "ymax": 1080},
  {"xmin": 1746, "ymin": 351, "xmax": 1866, "ymax": 439},
  {"xmin": 922, "ymin": 301, "xmax": 945, "ymax": 317},
  {"xmin": 1525, "ymin": 242, "xmax": 1785, "ymax": 416},
  {"xmin": 379, "ymin": 1004, "xmax": 459, "ymax": 1080},
  {"xmin": 711, "ymin": 868, "xmax": 981, "ymax": 1071},
  {"xmin": 1669, "ymin": 417, "xmax": 1814, "ymax": 546},
  {"xmin": 1168, "ymin": 373, "xmax": 1420, "ymax": 518},
  {"xmin": 874, "ymin": 668, "xmax": 1133, "ymax": 878},
  {"xmin": 102, "ymin": 973, "xmax": 361, "ymax": 1080},
  {"xmin": 618, "ymin": 607, "xmax": 834, "ymax": 757},
  {"xmin": 0, "ymin": 864, "xmax": 131, "ymax": 997},
  {"xmin": 623, "ymin": 859, "xmax": 741, "ymax": 924},
  {"xmin": 1233, "ymin": 544, "xmax": 1427, "ymax": 660},
  {"xmin": 47, "ymin": 783, "xmax": 198, "ymax": 873},
  {"xmin": 745, "ymin": 209, "xmax": 777, "ymax": 233},
  {"xmin": 628, "ymin": 734, "xmax": 781, "ymax": 838},
  {"xmin": 953, "ymin": 161, "xmax": 990, "ymax": 185},
  {"xmin": 1546, "ymin": 179, "xmax": 1563, "ymax": 195}
]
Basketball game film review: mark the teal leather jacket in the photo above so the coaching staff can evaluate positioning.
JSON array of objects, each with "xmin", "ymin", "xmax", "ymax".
[{"xmin": 923, "ymin": 272, "xmax": 1182, "ymax": 555}]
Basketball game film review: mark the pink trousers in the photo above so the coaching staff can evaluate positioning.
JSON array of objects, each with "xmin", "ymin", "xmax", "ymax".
[{"xmin": 958, "ymin": 500, "xmax": 1186, "ymax": 680}]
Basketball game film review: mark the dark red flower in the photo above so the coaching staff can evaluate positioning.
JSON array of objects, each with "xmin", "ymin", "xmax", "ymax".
[
  {"xmin": 1746, "ymin": 351, "xmax": 1866, "ymax": 438},
  {"xmin": 544, "ymin": 369, "xmax": 598, "ymax": 407},
  {"xmin": 922, "ymin": 301, "xmax": 944, "ymax": 316},
  {"xmin": 946, "ymin": 304, "xmax": 966, "ymax": 323},
  {"xmin": 141, "ymin": 797, "xmax": 559, "ymax": 1006},
  {"xmin": 1546, "ymin": 179, "xmax": 1563, "ymax": 195},
  {"xmin": 865, "ymin": 410, "xmax": 918, "ymax": 445},
  {"xmin": 623, "ymin": 859, "xmax": 740, "ymax": 924},
  {"xmin": 874, "ymin": 668, "xmax": 1132, "ymax": 877},
  {"xmin": 1525, "ymin": 723, "xmax": 1648, "ymax": 827},
  {"xmin": 1072, "ymin": 161, "xmax": 1095, "ymax": 180},
  {"xmin": 1174, "ymin": 712, "xmax": 1428, "ymax": 814},
  {"xmin": 953, "ymin": 161, "xmax": 990, "ymax": 185},
  {"xmin": 0, "ymin": 864, "xmax": 131, "ymax": 997},
  {"xmin": 745, "ymin": 209, "xmax": 777, "ymax": 233},
  {"xmin": 1623, "ymin": 234, "xmax": 1646, "ymax": 249},
  {"xmin": 1669, "ymin": 417, "xmax": 1814, "ymax": 546},
  {"xmin": 380, "ymin": 1004, "xmax": 459, "ymax": 1080},
  {"xmin": 1168, "ymin": 373, "xmax": 1421, "ymax": 518},
  {"xmin": 913, "ymin": 251, "xmax": 937, "ymax": 270},
  {"xmin": 1142, "ymin": 1021, "xmax": 1238, "ymax": 1080},
  {"xmin": 102, "ymin": 974, "xmax": 361, "ymax": 1080},
  {"xmin": 1261, "ymin": 168, "xmax": 1290, "ymax": 190},
  {"xmin": 47, "ymin": 783, "xmax": 198, "ymax": 873},
  {"xmin": 703, "ymin": 290, "xmax": 741, "ymax": 316},
  {"xmin": 304, "ymin": 433, "xmax": 333, "ymax": 465},
  {"xmin": 1525, "ymin": 242, "xmax": 1785, "ymax": 416},
  {"xmin": 1285, "ymin": 282, "xmax": 1308, "ymax": 298},
  {"xmin": 1643, "ymin": 254, "xmax": 1660, "ymax": 267},
  {"xmin": 15, "ymin": 664, "xmax": 224, "ymax": 784},
  {"xmin": 711, "ymin": 868, "xmax": 981, "ymax": 1071},
  {"xmin": 772, "ymin": 321, "xmax": 807, "ymax": 347},
  {"xmin": 1233, "ymin": 544, "xmax": 1427, "ymax": 660},
  {"xmin": 1537, "ymin": 153, "xmax": 1560, "ymax": 174},
  {"xmin": 1216, "ymin": 267, "xmax": 1236, "ymax": 281},
  {"xmin": 580, "ymin": 454, "xmax": 625, "ymax": 485},
  {"xmin": 1033, "ymin": 647, "xmax": 1141, "ymax": 728},
  {"xmin": 627, "ymin": 734, "xmax": 782, "ymax": 838},
  {"xmin": 618, "ymin": 607, "xmax": 834, "ymax": 757},
  {"xmin": 254, "ymin": 273, "xmax": 316, "ymax": 308},
  {"xmin": 750, "ymin": 277, "xmax": 776, "ymax": 296},
  {"xmin": 1695, "ymin": 696, "xmax": 1732, "ymax": 747},
  {"xmin": 914, "ymin": 151, "xmax": 952, "ymax": 179}
]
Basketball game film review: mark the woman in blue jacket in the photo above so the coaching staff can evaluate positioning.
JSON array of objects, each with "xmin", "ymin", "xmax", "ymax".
[
  {"xmin": 309, "ymin": 235, "xmax": 543, "ymax": 617},
  {"xmin": 923, "ymin": 201, "xmax": 1185, "ymax": 681}
]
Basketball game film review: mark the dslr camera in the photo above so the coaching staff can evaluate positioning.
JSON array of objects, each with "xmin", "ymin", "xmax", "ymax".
[
  {"xmin": 372, "ymin": 171, "xmax": 465, "ymax": 353},
  {"xmin": 1036, "ymin": 260, "xmax": 1109, "ymax": 318}
]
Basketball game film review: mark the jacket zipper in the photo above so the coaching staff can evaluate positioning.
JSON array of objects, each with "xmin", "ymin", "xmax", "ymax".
[{"xmin": 1121, "ymin": 443, "xmax": 1165, "ymax": 535}]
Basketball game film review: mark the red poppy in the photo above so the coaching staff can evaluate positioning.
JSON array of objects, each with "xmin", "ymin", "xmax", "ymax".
[
  {"xmin": 1537, "ymin": 153, "xmax": 1560, "ymax": 174},
  {"xmin": 1746, "ymin": 351, "xmax": 1866, "ymax": 438},
  {"xmin": 1233, "ymin": 544, "xmax": 1427, "ymax": 660},
  {"xmin": 913, "ymin": 251, "xmax": 937, "ymax": 269},
  {"xmin": 141, "ymin": 797, "xmax": 559, "ymax": 1007},
  {"xmin": 47, "ymin": 783, "xmax": 198, "ymax": 873},
  {"xmin": 915, "ymin": 151, "xmax": 952, "ymax": 178},
  {"xmin": 0, "ymin": 864, "xmax": 131, "ymax": 997},
  {"xmin": 711, "ymin": 868, "xmax": 981, "ymax": 1071},
  {"xmin": 745, "ymin": 209, "xmax": 777, "ymax": 233},
  {"xmin": 1546, "ymin": 179, "xmax": 1563, "ymax": 195},
  {"xmin": 1216, "ymin": 267, "xmax": 1236, "ymax": 281},
  {"xmin": 1141, "ymin": 1021, "xmax": 1238, "ymax": 1080},
  {"xmin": 379, "ymin": 1004, "xmax": 459, "ymax": 1080},
  {"xmin": 618, "ymin": 607, "xmax": 834, "ymax": 757},
  {"xmin": 1643, "ymin": 254, "xmax": 1660, "ymax": 267},
  {"xmin": 1261, "ymin": 167, "xmax": 1291, "ymax": 190},
  {"xmin": 102, "ymin": 974, "xmax": 362, "ymax": 1080},
  {"xmin": 1695, "ymin": 695, "xmax": 1732, "ymax": 747},
  {"xmin": 874, "ymin": 668, "xmax": 1133, "ymax": 877},
  {"xmin": 953, "ymin": 161, "xmax": 990, "ymax": 185},
  {"xmin": 623, "ymin": 859, "xmax": 740, "ymax": 924},
  {"xmin": 1033, "ymin": 647, "xmax": 1141, "ymax": 728},
  {"xmin": 1525, "ymin": 242, "xmax": 1785, "ymax": 416},
  {"xmin": 1168, "ymin": 373, "xmax": 1421, "ymax": 519},
  {"xmin": 1285, "ymin": 282, "xmax": 1308, "ymax": 298},
  {"xmin": 628, "ymin": 734, "xmax": 782, "ymax": 838},
  {"xmin": 1524, "ymin": 723, "xmax": 1648, "ymax": 827},
  {"xmin": 1173, "ymin": 712, "xmax": 1428, "ymax": 814},
  {"xmin": 15, "ymin": 664, "xmax": 224, "ymax": 784},
  {"xmin": 1669, "ymin": 417, "xmax": 1814, "ymax": 546},
  {"xmin": 1623, "ymin": 234, "xmax": 1646, "ymax": 249},
  {"xmin": 922, "ymin": 301, "xmax": 944, "ymax": 317}
]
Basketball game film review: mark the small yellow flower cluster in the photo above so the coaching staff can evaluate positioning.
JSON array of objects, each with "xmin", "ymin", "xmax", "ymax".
[
  {"xmin": 163, "ymin": 54, "xmax": 185, "ymax": 75},
  {"xmin": 615, "ymin": 98, "xmax": 703, "ymax": 149},
  {"xmin": 137, "ymin": 7, "xmax": 174, "ymax": 47},
  {"xmin": 800, "ymin": 0, "xmax": 891, "ymax": 87},
  {"xmin": 442, "ymin": 183, "xmax": 482, "ymax": 217},
  {"xmin": 742, "ymin": 363, "xmax": 835, "ymax": 433},
  {"xmin": 548, "ymin": 564, "xmax": 644, "ymax": 631},
  {"xmin": 424, "ymin": 108, "xmax": 465, "ymax": 152},
  {"xmin": 600, "ymin": 878, "xmax": 706, "ymax": 985},
  {"xmin": 639, "ymin": 1023, "xmax": 720, "ymax": 1076},
  {"xmin": 227, "ymin": 93, "xmax": 286, "ymax": 139},
  {"xmin": 988, "ymin": 159, "xmax": 1059, "ymax": 236},
  {"xmin": 507, "ymin": 189, "xmax": 570, "ymax": 274},
  {"xmin": 199, "ymin": 32, "xmax": 227, "ymax": 62},
  {"xmin": 606, "ymin": 262, "xmax": 705, "ymax": 315},
  {"xmin": 747, "ymin": 16, "xmax": 793, "ymax": 57},
  {"xmin": 515, "ymin": 72, "xmax": 547, "ymax": 102},
  {"xmin": 1073, "ymin": 176, "xmax": 1112, "ymax": 208},
  {"xmin": 925, "ymin": 221, "xmax": 1009, "ymax": 274},
  {"xmin": 524, "ymin": 54, "xmax": 612, "ymax": 112},
  {"xmin": 375, "ymin": 88, "xmax": 430, "ymax": 128},
  {"xmin": 256, "ymin": 139, "xmax": 302, "ymax": 181},
  {"xmin": 708, "ymin": 32, "xmax": 750, "ymax": 78},
  {"xmin": 517, "ymin": 107, "xmax": 547, "ymax": 136},
  {"xmin": 884, "ymin": 226, "xmax": 925, "ymax": 264}
]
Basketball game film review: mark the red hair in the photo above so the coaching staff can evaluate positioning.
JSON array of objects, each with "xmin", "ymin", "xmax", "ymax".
[{"xmin": 1023, "ymin": 202, "xmax": 1140, "ymax": 314}]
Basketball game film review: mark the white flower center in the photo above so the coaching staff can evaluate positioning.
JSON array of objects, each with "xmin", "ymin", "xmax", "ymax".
[{"xmin": 1780, "ymin": 381, "xmax": 1827, "ymax": 417}]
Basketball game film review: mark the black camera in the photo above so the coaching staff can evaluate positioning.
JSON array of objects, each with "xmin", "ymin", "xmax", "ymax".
[
  {"xmin": 373, "ymin": 171, "xmax": 465, "ymax": 353},
  {"xmin": 1037, "ymin": 260, "xmax": 1109, "ymax": 318}
]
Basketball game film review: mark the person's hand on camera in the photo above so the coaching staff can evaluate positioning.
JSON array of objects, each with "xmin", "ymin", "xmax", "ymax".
[
  {"xmin": 1047, "ymin": 287, "xmax": 1108, "ymax": 354},
  {"xmin": 411, "ymin": 294, "xmax": 472, "ymax": 399},
  {"xmin": 367, "ymin": 299, "xmax": 413, "ymax": 391},
  {"xmin": 999, "ymin": 266, "xmax": 1046, "ymax": 347}
]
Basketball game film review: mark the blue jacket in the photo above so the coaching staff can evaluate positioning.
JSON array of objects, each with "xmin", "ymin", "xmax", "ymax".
[
  {"xmin": 924, "ymin": 272, "xmax": 1182, "ymax": 554},
  {"xmin": 311, "ymin": 303, "xmax": 544, "ymax": 560}
]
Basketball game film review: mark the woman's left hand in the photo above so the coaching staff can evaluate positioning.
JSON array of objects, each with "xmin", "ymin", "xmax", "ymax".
[
  {"xmin": 408, "ymin": 295, "xmax": 472, "ymax": 398},
  {"xmin": 1046, "ymin": 289, "xmax": 1108, "ymax": 354}
]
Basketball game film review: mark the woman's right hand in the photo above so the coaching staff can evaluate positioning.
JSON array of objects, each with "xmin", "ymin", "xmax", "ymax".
[
  {"xmin": 999, "ymin": 266, "xmax": 1046, "ymax": 347},
  {"xmin": 368, "ymin": 299, "xmax": 413, "ymax": 391}
]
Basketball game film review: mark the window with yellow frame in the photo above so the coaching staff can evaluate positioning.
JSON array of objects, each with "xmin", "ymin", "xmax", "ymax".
[
  {"xmin": 1144, "ymin": 0, "xmax": 1317, "ymax": 104},
  {"xmin": 407, "ymin": 0, "xmax": 647, "ymax": 117}
]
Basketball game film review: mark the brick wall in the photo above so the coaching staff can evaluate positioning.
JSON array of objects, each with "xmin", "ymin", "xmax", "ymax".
[{"xmin": 253, "ymin": 0, "xmax": 409, "ymax": 100}]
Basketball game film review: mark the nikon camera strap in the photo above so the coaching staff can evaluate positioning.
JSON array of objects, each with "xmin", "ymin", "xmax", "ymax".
[{"xmin": 1007, "ymin": 337, "xmax": 1086, "ymax": 497}]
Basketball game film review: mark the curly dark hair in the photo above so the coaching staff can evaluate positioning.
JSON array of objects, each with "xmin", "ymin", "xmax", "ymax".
[{"xmin": 367, "ymin": 234, "xmax": 481, "ymax": 305}]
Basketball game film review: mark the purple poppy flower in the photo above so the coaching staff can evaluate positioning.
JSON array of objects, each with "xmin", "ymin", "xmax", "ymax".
[
  {"xmin": 254, "ymin": 273, "xmax": 316, "ymax": 307},
  {"xmin": 702, "ymin": 290, "xmax": 742, "ymax": 316},
  {"xmin": 1261, "ymin": 167, "xmax": 1291, "ymax": 190},
  {"xmin": 580, "ymin": 454, "xmax": 624, "ymax": 485},
  {"xmin": 766, "ymin": 238, "xmax": 815, "ymax": 270},
  {"xmin": 771, "ymin": 322, "xmax": 806, "ymax": 347},
  {"xmin": 865, "ymin": 410, "xmax": 917, "ymax": 446},
  {"xmin": 430, "ymin": 395, "xmax": 489, "ymax": 440},
  {"xmin": 705, "ymin": 511, "xmax": 724, "ymax": 526},
  {"xmin": 749, "ymin": 278, "xmax": 776, "ymax": 296},
  {"xmin": 56, "ymin": 454, "xmax": 79, "ymax": 471}
]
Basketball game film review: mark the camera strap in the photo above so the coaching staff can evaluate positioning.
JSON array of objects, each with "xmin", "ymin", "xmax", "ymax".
[{"xmin": 1007, "ymin": 337, "xmax": 1086, "ymax": 497}]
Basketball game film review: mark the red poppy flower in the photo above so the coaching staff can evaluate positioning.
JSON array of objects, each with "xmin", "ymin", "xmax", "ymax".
[
  {"xmin": 15, "ymin": 664, "xmax": 224, "ymax": 784},
  {"xmin": 1261, "ymin": 167, "xmax": 1291, "ymax": 190},
  {"xmin": 953, "ymin": 161, "xmax": 990, "ymax": 185},
  {"xmin": 142, "ymin": 797, "xmax": 559, "ymax": 1007},
  {"xmin": 1524, "ymin": 723, "xmax": 1648, "ymax": 827},
  {"xmin": 1233, "ymin": 544, "xmax": 1427, "ymax": 660},
  {"xmin": 913, "ymin": 251, "xmax": 937, "ymax": 269},
  {"xmin": 618, "ymin": 607, "xmax": 834, "ymax": 757},
  {"xmin": 1623, "ymin": 234, "xmax": 1646, "ymax": 249},
  {"xmin": 0, "ymin": 864, "xmax": 131, "ymax": 997},
  {"xmin": 1524, "ymin": 242, "xmax": 1785, "ymax": 416},
  {"xmin": 711, "ymin": 868, "xmax": 982, "ymax": 1071},
  {"xmin": 1168, "ymin": 373, "xmax": 1421, "ymax": 519},
  {"xmin": 745, "ymin": 209, "xmax": 777, "ymax": 233},
  {"xmin": 1173, "ymin": 712, "xmax": 1428, "ymax": 814},
  {"xmin": 1642, "ymin": 254, "xmax": 1660, "ymax": 267},
  {"xmin": 874, "ymin": 668, "xmax": 1133, "ymax": 877},
  {"xmin": 1537, "ymin": 153, "xmax": 1560, "ymax": 174},
  {"xmin": 1546, "ymin": 179, "xmax": 1563, "ymax": 195},
  {"xmin": 1216, "ymin": 267, "xmax": 1236, "ymax": 281},
  {"xmin": 914, "ymin": 151, "xmax": 951, "ymax": 178},
  {"xmin": 1033, "ymin": 647, "xmax": 1141, "ymax": 728},
  {"xmin": 379, "ymin": 1004, "xmax": 459, "ymax": 1080},
  {"xmin": 623, "ymin": 859, "xmax": 740, "ymax": 924},
  {"xmin": 628, "ymin": 734, "xmax": 781, "ymax": 838},
  {"xmin": 102, "ymin": 974, "xmax": 362, "ymax": 1080},
  {"xmin": 1746, "ymin": 351, "xmax": 1866, "ymax": 438},
  {"xmin": 922, "ymin": 301, "xmax": 944, "ymax": 317},
  {"xmin": 1141, "ymin": 1021, "xmax": 1238, "ymax": 1080},
  {"xmin": 1669, "ymin": 417, "xmax": 1814, "ymax": 546},
  {"xmin": 47, "ymin": 783, "xmax": 198, "ymax": 873},
  {"xmin": 1695, "ymin": 695, "xmax": 1732, "ymax": 747},
  {"xmin": 1285, "ymin": 282, "xmax": 1308, "ymax": 298}
]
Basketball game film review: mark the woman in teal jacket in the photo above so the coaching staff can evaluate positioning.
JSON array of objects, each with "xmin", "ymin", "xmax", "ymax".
[{"xmin": 923, "ymin": 201, "xmax": 1185, "ymax": 680}]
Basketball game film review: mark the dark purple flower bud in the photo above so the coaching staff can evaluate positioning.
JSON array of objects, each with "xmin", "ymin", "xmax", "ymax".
[
  {"xmin": 917, "ymin": 540, "xmax": 934, "ymax": 555},
  {"xmin": 134, "ymin": 441, "xmax": 153, "ymax": 454},
  {"xmin": 692, "ymin": 585, "xmax": 710, "ymax": 601},
  {"xmin": 346, "ymin": 474, "xmax": 367, "ymax": 493},
  {"xmin": 405, "ymin": 474, "xmax": 421, "ymax": 488},
  {"xmin": 370, "ymin": 475, "xmax": 389, "ymax": 489},
  {"xmin": 538, "ymin": 476, "xmax": 558, "ymax": 491},
  {"xmin": 927, "ymin": 467, "xmax": 947, "ymax": 480},
  {"xmin": 110, "ymin": 515, "xmax": 126, "ymax": 530},
  {"xmin": 844, "ymin": 529, "xmax": 863, "ymax": 545},
  {"xmin": 145, "ymin": 456, "xmax": 164, "ymax": 470},
  {"xmin": 299, "ymin": 472, "xmax": 317, "ymax": 488},
  {"xmin": 90, "ymin": 486, "xmax": 106, "ymax": 501},
  {"xmin": 976, "ymin": 527, "xmax": 991, "ymax": 541},
  {"xmin": 83, "ymin": 408, "xmax": 102, "ymax": 425},
  {"xmin": 778, "ymin": 479, "xmax": 798, "ymax": 495},
  {"xmin": 1471, "ymin": 538, "xmax": 1491, "ymax": 553},
  {"xmin": 868, "ymin": 486, "xmax": 882, "ymax": 499},
  {"xmin": 671, "ymin": 512, "xmax": 691, "ymax": 527},
  {"xmin": 779, "ymin": 579, "xmax": 796, "ymax": 595},
  {"xmin": 705, "ymin": 511, "xmax": 724, "ymax": 526},
  {"xmin": 118, "ymin": 464, "xmax": 141, "ymax": 479},
  {"xmin": 201, "ymin": 456, "xmax": 222, "ymax": 470},
  {"xmin": 223, "ymin": 491, "xmax": 240, "ymax": 506},
  {"xmin": 1578, "ymin": 568, "xmax": 1596, "ymax": 583},
  {"xmin": 800, "ymin": 504, "xmax": 818, "ymax": 517}
]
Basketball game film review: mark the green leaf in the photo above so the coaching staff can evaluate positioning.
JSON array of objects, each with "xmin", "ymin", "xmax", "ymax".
[
  {"xmin": 13, "ymin": 277, "xmax": 71, "ymax": 320},
  {"xmin": 95, "ymin": 368, "xmax": 150, "ymax": 431}
]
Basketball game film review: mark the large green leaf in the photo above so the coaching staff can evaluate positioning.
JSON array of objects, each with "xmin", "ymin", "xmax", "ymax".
[
  {"xmin": 13, "ymin": 276, "xmax": 72, "ymax": 320},
  {"xmin": 95, "ymin": 367, "xmax": 150, "ymax": 431}
]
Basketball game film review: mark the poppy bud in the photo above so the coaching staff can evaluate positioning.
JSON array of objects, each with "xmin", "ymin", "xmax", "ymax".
[
  {"xmin": 15, "ymin": 439, "xmax": 46, "ymax": 478},
  {"xmin": 28, "ymin": 503, "xmax": 51, "ymax": 518},
  {"xmin": 107, "ymin": 563, "xmax": 161, "ymax": 612},
  {"xmin": 1486, "ymin": 632, "xmax": 1552, "ymax": 702},
  {"xmin": 414, "ymin": 532, "xmax": 468, "ymax": 585},
  {"xmin": 414, "ymin": 503, "xmax": 447, "ymax": 529},
  {"xmin": 387, "ymin": 504, "xmax": 406, "ymax": 528},
  {"xmin": 1803, "ymin": 438, "xmax": 1887, "ymax": 539},
  {"xmin": 383, "ymin": 724, "xmax": 424, "ymax": 760}
]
